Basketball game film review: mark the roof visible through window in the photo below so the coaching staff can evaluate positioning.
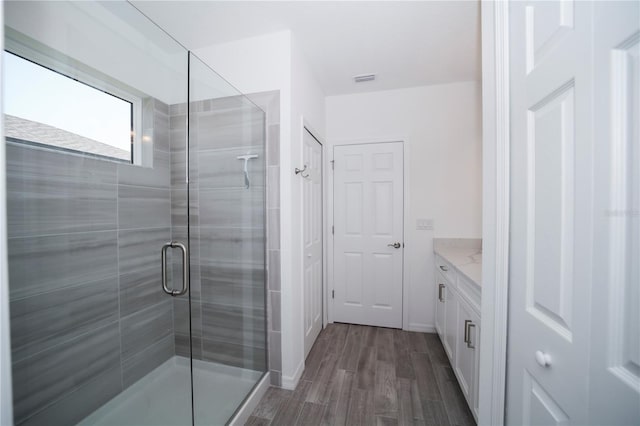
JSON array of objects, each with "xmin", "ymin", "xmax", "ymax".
[{"xmin": 3, "ymin": 51, "xmax": 133, "ymax": 162}]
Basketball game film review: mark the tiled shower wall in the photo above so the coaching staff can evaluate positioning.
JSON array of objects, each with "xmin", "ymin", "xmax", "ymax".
[
  {"xmin": 6, "ymin": 98, "xmax": 174, "ymax": 426},
  {"xmin": 6, "ymin": 91, "xmax": 280, "ymax": 426},
  {"xmin": 170, "ymin": 93, "xmax": 274, "ymax": 373},
  {"xmin": 248, "ymin": 91, "xmax": 283, "ymax": 387}
]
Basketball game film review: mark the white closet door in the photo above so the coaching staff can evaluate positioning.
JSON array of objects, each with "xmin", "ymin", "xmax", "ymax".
[
  {"xmin": 303, "ymin": 129, "xmax": 323, "ymax": 358},
  {"xmin": 588, "ymin": 2, "xmax": 640, "ymax": 424},
  {"xmin": 333, "ymin": 142, "xmax": 403, "ymax": 328},
  {"xmin": 508, "ymin": 1, "xmax": 594, "ymax": 424},
  {"xmin": 507, "ymin": 1, "xmax": 640, "ymax": 424}
]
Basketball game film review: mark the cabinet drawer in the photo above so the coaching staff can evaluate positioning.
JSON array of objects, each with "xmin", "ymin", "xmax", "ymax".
[
  {"xmin": 435, "ymin": 254, "xmax": 456, "ymax": 284},
  {"xmin": 436, "ymin": 269, "xmax": 454, "ymax": 293},
  {"xmin": 457, "ymin": 272, "xmax": 481, "ymax": 313}
]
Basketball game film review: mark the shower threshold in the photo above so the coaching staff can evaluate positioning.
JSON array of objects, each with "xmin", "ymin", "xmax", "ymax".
[{"xmin": 77, "ymin": 356, "xmax": 262, "ymax": 426}]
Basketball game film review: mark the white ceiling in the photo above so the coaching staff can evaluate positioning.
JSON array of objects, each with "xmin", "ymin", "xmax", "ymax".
[{"xmin": 132, "ymin": 1, "xmax": 481, "ymax": 96}]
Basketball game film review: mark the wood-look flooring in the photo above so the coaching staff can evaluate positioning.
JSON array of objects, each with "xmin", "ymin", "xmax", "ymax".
[{"xmin": 246, "ymin": 323, "xmax": 475, "ymax": 426}]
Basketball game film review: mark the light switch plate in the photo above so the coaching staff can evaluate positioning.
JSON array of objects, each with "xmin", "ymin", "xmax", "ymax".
[{"xmin": 416, "ymin": 219, "xmax": 433, "ymax": 230}]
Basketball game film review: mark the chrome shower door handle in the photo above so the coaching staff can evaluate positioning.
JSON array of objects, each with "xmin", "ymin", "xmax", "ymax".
[
  {"xmin": 173, "ymin": 241, "xmax": 189, "ymax": 296},
  {"xmin": 161, "ymin": 241, "xmax": 189, "ymax": 296}
]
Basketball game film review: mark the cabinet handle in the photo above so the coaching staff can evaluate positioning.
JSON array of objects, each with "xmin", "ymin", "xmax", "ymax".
[
  {"xmin": 439, "ymin": 265, "xmax": 449, "ymax": 272},
  {"xmin": 438, "ymin": 283, "xmax": 445, "ymax": 302},
  {"xmin": 467, "ymin": 323, "xmax": 476, "ymax": 349},
  {"xmin": 464, "ymin": 319, "xmax": 471, "ymax": 343}
]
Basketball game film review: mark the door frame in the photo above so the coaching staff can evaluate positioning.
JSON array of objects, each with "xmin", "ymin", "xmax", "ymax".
[
  {"xmin": 478, "ymin": 1, "xmax": 510, "ymax": 426},
  {"xmin": 327, "ymin": 138, "xmax": 410, "ymax": 330}
]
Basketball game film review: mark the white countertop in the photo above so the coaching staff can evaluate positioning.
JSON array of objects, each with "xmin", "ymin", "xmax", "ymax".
[{"xmin": 434, "ymin": 246, "xmax": 482, "ymax": 286}]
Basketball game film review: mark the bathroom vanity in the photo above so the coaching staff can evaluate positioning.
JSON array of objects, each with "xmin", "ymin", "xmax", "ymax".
[{"xmin": 433, "ymin": 239, "xmax": 482, "ymax": 422}]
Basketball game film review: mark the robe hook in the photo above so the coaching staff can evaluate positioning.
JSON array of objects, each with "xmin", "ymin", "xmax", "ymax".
[{"xmin": 295, "ymin": 165, "xmax": 309, "ymax": 178}]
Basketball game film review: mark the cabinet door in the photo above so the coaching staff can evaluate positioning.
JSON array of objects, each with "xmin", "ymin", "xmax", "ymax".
[
  {"xmin": 443, "ymin": 284, "xmax": 457, "ymax": 361},
  {"xmin": 472, "ymin": 314, "xmax": 481, "ymax": 420},
  {"xmin": 435, "ymin": 272, "xmax": 447, "ymax": 337},
  {"xmin": 455, "ymin": 298, "xmax": 480, "ymax": 412}
]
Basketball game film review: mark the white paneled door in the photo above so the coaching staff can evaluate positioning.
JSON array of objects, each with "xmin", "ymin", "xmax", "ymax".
[
  {"xmin": 508, "ymin": 1, "xmax": 639, "ymax": 425},
  {"xmin": 333, "ymin": 142, "xmax": 403, "ymax": 328},
  {"xmin": 589, "ymin": 2, "xmax": 640, "ymax": 424},
  {"xmin": 303, "ymin": 128, "xmax": 323, "ymax": 358}
]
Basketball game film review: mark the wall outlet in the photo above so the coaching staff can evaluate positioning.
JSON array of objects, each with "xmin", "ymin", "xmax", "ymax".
[{"xmin": 416, "ymin": 219, "xmax": 433, "ymax": 230}]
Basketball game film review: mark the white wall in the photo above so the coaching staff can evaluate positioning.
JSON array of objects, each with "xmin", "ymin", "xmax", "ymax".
[
  {"xmin": 193, "ymin": 31, "xmax": 292, "ymax": 97},
  {"xmin": 326, "ymin": 82, "xmax": 482, "ymax": 330},
  {"xmin": 194, "ymin": 30, "xmax": 326, "ymax": 389}
]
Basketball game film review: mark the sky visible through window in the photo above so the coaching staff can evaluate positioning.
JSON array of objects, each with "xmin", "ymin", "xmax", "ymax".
[{"xmin": 3, "ymin": 51, "xmax": 132, "ymax": 152}]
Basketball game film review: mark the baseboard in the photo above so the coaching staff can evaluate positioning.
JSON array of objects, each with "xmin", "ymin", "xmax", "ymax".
[
  {"xmin": 281, "ymin": 358, "xmax": 304, "ymax": 390},
  {"xmin": 406, "ymin": 323, "xmax": 436, "ymax": 333},
  {"xmin": 228, "ymin": 372, "xmax": 271, "ymax": 426}
]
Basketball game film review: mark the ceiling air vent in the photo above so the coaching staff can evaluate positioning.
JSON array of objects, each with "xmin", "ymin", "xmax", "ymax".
[{"xmin": 354, "ymin": 74, "xmax": 376, "ymax": 83}]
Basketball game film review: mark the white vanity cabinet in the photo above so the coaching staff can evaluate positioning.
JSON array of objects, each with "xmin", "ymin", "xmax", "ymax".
[{"xmin": 434, "ymin": 252, "xmax": 482, "ymax": 422}]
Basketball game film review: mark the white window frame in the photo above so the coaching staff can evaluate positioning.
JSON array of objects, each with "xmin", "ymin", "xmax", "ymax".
[{"xmin": 4, "ymin": 35, "xmax": 143, "ymax": 164}]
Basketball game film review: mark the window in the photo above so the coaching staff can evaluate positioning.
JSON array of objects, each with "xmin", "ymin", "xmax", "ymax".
[{"xmin": 3, "ymin": 50, "xmax": 141, "ymax": 163}]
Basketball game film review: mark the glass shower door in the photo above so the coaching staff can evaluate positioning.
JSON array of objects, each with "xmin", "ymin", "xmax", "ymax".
[
  {"xmin": 4, "ymin": 2, "xmax": 195, "ymax": 425},
  {"xmin": 187, "ymin": 53, "xmax": 268, "ymax": 425}
]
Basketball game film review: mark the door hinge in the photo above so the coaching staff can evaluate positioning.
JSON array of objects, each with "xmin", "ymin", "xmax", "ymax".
[
  {"xmin": 330, "ymin": 160, "xmax": 335, "ymax": 170},
  {"xmin": 332, "ymin": 290, "xmax": 335, "ymax": 299},
  {"xmin": 332, "ymin": 225, "xmax": 334, "ymax": 235}
]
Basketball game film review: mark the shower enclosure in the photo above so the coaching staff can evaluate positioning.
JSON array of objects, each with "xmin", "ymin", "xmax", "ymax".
[{"xmin": 3, "ymin": 2, "xmax": 267, "ymax": 425}]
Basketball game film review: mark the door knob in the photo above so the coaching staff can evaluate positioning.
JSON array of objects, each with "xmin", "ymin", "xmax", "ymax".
[
  {"xmin": 387, "ymin": 242, "xmax": 401, "ymax": 249},
  {"xmin": 535, "ymin": 350, "xmax": 552, "ymax": 367}
]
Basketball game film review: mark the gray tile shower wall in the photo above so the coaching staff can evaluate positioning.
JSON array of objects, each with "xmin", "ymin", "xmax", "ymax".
[
  {"xmin": 248, "ymin": 90, "xmax": 282, "ymax": 387},
  {"xmin": 6, "ymin": 98, "xmax": 174, "ymax": 426},
  {"xmin": 5, "ymin": 143, "xmax": 118, "ymax": 239},
  {"xmin": 170, "ymin": 93, "xmax": 275, "ymax": 374}
]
